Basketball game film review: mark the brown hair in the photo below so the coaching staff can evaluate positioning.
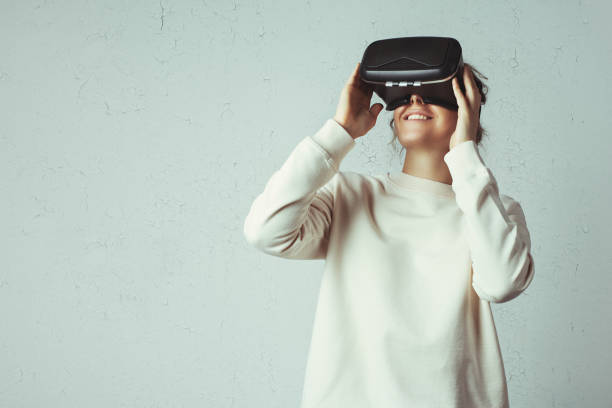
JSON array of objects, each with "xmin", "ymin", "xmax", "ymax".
[{"xmin": 387, "ymin": 62, "xmax": 489, "ymax": 153}]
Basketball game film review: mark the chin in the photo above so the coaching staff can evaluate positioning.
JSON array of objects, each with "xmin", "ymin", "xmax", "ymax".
[
  {"xmin": 397, "ymin": 131, "xmax": 451, "ymax": 148},
  {"xmin": 396, "ymin": 131, "xmax": 430, "ymax": 143}
]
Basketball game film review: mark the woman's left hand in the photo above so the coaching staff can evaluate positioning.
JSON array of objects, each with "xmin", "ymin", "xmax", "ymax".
[{"xmin": 449, "ymin": 64, "xmax": 481, "ymax": 150}]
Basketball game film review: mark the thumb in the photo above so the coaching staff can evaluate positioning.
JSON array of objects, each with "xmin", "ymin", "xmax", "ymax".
[{"xmin": 369, "ymin": 103, "xmax": 384, "ymax": 119}]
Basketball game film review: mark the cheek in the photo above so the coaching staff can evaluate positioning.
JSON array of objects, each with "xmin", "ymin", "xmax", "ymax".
[{"xmin": 440, "ymin": 113, "xmax": 458, "ymax": 127}]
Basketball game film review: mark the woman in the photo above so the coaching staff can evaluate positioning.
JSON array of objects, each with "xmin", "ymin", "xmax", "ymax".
[{"xmin": 243, "ymin": 62, "xmax": 535, "ymax": 408}]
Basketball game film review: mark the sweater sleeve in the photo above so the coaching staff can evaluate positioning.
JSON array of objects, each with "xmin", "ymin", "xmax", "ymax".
[
  {"xmin": 443, "ymin": 140, "xmax": 535, "ymax": 303},
  {"xmin": 243, "ymin": 118, "xmax": 356, "ymax": 260}
]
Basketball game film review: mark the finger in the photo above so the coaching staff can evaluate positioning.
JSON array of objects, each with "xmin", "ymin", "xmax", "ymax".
[
  {"xmin": 348, "ymin": 62, "xmax": 361, "ymax": 86},
  {"xmin": 357, "ymin": 76, "xmax": 374, "ymax": 96},
  {"xmin": 369, "ymin": 103, "xmax": 383, "ymax": 118},
  {"xmin": 452, "ymin": 76, "xmax": 466, "ymax": 109},
  {"xmin": 356, "ymin": 65, "xmax": 372, "ymax": 93},
  {"xmin": 463, "ymin": 65, "xmax": 476, "ymax": 102}
]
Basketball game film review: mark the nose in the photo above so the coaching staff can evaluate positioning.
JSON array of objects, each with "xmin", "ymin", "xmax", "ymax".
[{"xmin": 410, "ymin": 94, "xmax": 424, "ymax": 104}]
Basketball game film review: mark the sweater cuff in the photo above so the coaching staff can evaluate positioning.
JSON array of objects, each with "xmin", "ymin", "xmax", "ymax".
[
  {"xmin": 443, "ymin": 140, "xmax": 489, "ymax": 181},
  {"xmin": 309, "ymin": 118, "xmax": 356, "ymax": 167}
]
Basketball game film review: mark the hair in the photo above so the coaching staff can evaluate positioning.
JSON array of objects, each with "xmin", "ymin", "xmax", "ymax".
[{"xmin": 387, "ymin": 62, "xmax": 489, "ymax": 155}]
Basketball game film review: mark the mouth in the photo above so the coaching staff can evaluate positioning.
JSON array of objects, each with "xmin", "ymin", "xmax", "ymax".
[
  {"xmin": 403, "ymin": 114, "xmax": 433, "ymax": 121},
  {"xmin": 402, "ymin": 109, "xmax": 433, "ymax": 120}
]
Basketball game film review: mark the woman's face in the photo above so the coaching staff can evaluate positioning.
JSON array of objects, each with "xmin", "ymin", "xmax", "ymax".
[{"xmin": 393, "ymin": 94, "xmax": 458, "ymax": 149}]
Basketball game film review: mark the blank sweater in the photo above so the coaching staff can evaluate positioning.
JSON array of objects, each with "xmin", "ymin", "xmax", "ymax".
[{"xmin": 243, "ymin": 118, "xmax": 535, "ymax": 408}]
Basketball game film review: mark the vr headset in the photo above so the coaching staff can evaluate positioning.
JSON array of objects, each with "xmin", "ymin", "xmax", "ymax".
[{"xmin": 359, "ymin": 36, "xmax": 478, "ymax": 114}]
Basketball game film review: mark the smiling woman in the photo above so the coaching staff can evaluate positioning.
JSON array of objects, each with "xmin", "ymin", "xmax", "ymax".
[
  {"xmin": 244, "ymin": 59, "xmax": 534, "ymax": 408},
  {"xmin": 388, "ymin": 62, "xmax": 489, "ymax": 154}
]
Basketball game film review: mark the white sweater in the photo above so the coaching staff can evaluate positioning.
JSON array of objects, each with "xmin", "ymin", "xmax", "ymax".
[{"xmin": 243, "ymin": 118, "xmax": 535, "ymax": 408}]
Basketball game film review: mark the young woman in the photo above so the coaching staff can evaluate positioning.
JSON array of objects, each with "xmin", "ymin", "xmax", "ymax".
[{"xmin": 243, "ymin": 62, "xmax": 535, "ymax": 408}]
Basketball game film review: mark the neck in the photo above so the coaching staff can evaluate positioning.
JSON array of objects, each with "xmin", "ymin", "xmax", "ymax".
[{"xmin": 401, "ymin": 147, "xmax": 453, "ymax": 185}]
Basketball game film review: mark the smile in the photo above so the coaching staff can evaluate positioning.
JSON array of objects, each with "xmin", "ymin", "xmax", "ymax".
[{"xmin": 404, "ymin": 115, "xmax": 432, "ymax": 120}]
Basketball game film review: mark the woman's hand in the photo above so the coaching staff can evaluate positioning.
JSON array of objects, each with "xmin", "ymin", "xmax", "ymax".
[
  {"xmin": 449, "ymin": 63, "xmax": 482, "ymax": 150},
  {"xmin": 333, "ymin": 62, "xmax": 384, "ymax": 139}
]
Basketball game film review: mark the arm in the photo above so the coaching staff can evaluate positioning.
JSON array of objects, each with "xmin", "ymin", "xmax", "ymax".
[
  {"xmin": 243, "ymin": 118, "xmax": 356, "ymax": 260},
  {"xmin": 443, "ymin": 140, "xmax": 535, "ymax": 303}
]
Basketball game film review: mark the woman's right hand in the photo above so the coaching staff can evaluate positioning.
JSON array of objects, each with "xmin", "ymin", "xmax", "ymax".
[{"xmin": 333, "ymin": 62, "xmax": 384, "ymax": 140}]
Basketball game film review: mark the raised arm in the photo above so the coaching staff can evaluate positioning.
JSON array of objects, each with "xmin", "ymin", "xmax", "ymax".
[
  {"xmin": 243, "ymin": 62, "xmax": 384, "ymax": 260},
  {"xmin": 243, "ymin": 118, "xmax": 355, "ymax": 259},
  {"xmin": 444, "ymin": 140, "xmax": 535, "ymax": 303}
]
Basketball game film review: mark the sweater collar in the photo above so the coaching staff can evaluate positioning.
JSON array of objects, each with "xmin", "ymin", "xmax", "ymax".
[{"xmin": 385, "ymin": 171, "xmax": 455, "ymax": 199}]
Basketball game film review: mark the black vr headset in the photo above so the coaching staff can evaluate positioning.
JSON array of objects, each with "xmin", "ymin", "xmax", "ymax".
[{"xmin": 359, "ymin": 36, "xmax": 479, "ymax": 115}]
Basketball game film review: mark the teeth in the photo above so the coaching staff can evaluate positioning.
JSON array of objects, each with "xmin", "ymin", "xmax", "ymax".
[{"xmin": 406, "ymin": 114, "xmax": 430, "ymax": 120}]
